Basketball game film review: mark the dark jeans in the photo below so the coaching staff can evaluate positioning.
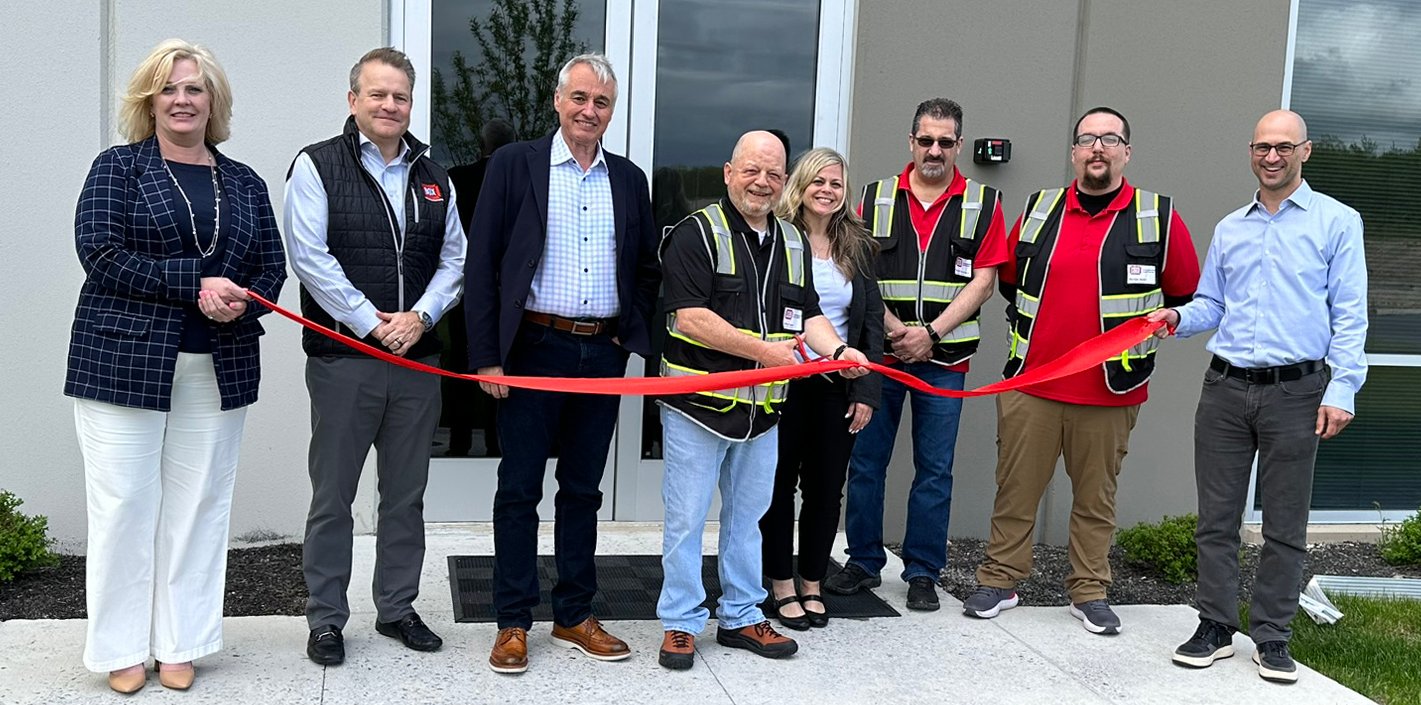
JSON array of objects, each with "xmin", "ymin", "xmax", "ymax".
[
  {"xmin": 761, "ymin": 375, "xmax": 858, "ymax": 582},
  {"xmin": 1193, "ymin": 364, "xmax": 1327, "ymax": 644},
  {"xmin": 492, "ymin": 323, "xmax": 627, "ymax": 630}
]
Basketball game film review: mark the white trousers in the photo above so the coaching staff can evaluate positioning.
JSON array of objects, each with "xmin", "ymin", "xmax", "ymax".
[{"xmin": 74, "ymin": 353, "xmax": 247, "ymax": 672}]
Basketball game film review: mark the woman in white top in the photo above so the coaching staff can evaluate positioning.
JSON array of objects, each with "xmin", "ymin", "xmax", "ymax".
[{"xmin": 759, "ymin": 148, "xmax": 884, "ymax": 629}]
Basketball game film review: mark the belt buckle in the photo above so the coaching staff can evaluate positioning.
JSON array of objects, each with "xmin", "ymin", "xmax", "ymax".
[
  {"xmin": 1245, "ymin": 367, "xmax": 1276, "ymax": 385},
  {"xmin": 569, "ymin": 319, "xmax": 599, "ymax": 336}
]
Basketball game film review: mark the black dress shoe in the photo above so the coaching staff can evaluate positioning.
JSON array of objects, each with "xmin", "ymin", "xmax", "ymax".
[
  {"xmin": 767, "ymin": 595, "xmax": 811, "ymax": 631},
  {"xmin": 307, "ymin": 625, "xmax": 345, "ymax": 666},
  {"xmin": 800, "ymin": 594, "xmax": 830, "ymax": 628},
  {"xmin": 376, "ymin": 613, "xmax": 444, "ymax": 652}
]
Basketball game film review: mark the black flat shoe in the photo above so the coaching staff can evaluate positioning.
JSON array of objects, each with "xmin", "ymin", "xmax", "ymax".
[
  {"xmin": 376, "ymin": 613, "xmax": 444, "ymax": 652},
  {"xmin": 307, "ymin": 625, "xmax": 345, "ymax": 666},
  {"xmin": 801, "ymin": 594, "xmax": 830, "ymax": 628},
  {"xmin": 768, "ymin": 594, "xmax": 811, "ymax": 631}
]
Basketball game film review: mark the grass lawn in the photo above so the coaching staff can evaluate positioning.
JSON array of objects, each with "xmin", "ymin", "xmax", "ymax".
[{"xmin": 1245, "ymin": 595, "xmax": 1421, "ymax": 705}]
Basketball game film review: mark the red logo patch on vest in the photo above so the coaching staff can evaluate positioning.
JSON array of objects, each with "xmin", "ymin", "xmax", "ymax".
[{"xmin": 421, "ymin": 183, "xmax": 443, "ymax": 202}]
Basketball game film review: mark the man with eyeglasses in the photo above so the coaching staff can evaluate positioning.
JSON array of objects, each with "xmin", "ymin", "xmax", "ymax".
[
  {"xmin": 1149, "ymin": 110, "xmax": 1366, "ymax": 684},
  {"xmin": 963, "ymin": 107, "xmax": 1200, "ymax": 635},
  {"xmin": 825, "ymin": 98, "xmax": 1008, "ymax": 612}
]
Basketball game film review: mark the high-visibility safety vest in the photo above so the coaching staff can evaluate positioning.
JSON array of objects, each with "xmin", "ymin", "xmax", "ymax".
[
  {"xmin": 659, "ymin": 202, "xmax": 809, "ymax": 441},
  {"xmin": 1004, "ymin": 186, "xmax": 1172, "ymax": 394},
  {"xmin": 858, "ymin": 175, "xmax": 1000, "ymax": 365}
]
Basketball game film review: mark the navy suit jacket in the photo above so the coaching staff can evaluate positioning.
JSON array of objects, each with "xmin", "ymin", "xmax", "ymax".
[
  {"xmin": 64, "ymin": 137, "xmax": 287, "ymax": 412},
  {"xmin": 464, "ymin": 133, "xmax": 660, "ymax": 369}
]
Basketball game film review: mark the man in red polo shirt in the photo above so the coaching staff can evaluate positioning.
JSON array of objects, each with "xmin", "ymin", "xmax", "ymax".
[
  {"xmin": 962, "ymin": 107, "xmax": 1200, "ymax": 634},
  {"xmin": 824, "ymin": 98, "xmax": 1008, "ymax": 612}
]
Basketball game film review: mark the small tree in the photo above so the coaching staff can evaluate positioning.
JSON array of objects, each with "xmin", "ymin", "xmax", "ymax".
[{"xmin": 432, "ymin": 0, "xmax": 588, "ymax": 165}]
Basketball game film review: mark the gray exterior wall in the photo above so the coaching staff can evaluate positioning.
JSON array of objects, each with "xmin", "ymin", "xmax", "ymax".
[
  {"xmin": 1, "ymin": 1, "xmax": 387, "ymax": 549},
  {"xmin": 848, "ymin": 0, "xmax": 1292, "ymax": 544}
]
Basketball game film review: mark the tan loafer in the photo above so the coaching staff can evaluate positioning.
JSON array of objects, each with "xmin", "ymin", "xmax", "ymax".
[
  {"xmin": 107, "ymin": 665, "xmax": 146, "ymax": 694},
  {"xmin": 155, "ymin": 660, "xmax": 195, "ymax": 690}
]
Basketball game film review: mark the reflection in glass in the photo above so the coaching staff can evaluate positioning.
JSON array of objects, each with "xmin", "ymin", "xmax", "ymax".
[
  {"xmin": 642, "ymin": 0, "xmax": 822, "ymax": 458},
  {"xmin": 427, "ymin": 0, "xmax": 606, "ymax": 458}
]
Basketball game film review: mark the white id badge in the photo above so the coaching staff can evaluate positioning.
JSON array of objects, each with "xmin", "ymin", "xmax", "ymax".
[
  {"xmin": 955, "ymin": 257, "xmax": 973, "ymax": 278},
  {"xmin": 1126, "ymin": 264, "xmax": 1157, "ymax": 285},
  {"xmin": 783, "ymin": 307, "xmax": 804, "ymax": 332}
]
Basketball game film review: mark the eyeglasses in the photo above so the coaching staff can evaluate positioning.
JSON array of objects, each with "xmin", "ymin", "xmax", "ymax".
[
  {"xmin": 1073, "ymin": 133, "xmax": 1128, "ymax": 148},
  {"xmin": 1249, "ymin": 141, "xmax": 1307, "ymax": 157},
  {"xmin": 914, "ymin": 136, "xmax": 960, "ymax": 150}
]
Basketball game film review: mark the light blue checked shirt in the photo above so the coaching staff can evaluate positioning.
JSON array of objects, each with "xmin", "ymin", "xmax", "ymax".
[
  {"xmin": 1174, "ymin": 180, "xmax": 1368, "ymax": 413},
  {"xmin": 526, "ymin": 129, "xmax": 619, "ymax": 318}
]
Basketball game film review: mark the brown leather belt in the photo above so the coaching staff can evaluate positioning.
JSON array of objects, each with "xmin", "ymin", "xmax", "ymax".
[{"xmin": 522, "ymin": 311, "xmax": 616, "ymax": 336}]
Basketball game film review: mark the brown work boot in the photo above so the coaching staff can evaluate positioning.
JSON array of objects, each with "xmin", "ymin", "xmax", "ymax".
[
  {"xmin": 550, "ymin": 616, "xmax": 631, "ymax": 661},
  {"xmin": 715, "ymin": 620, "xmax": 798, "ymax": 659},
  {"xmin": 658, "ymin": 630, "xmax": 696, "ymax": 670},
  {"xmin": 488, "ymin": 627, "xmax": 529, "ymax": 674}
]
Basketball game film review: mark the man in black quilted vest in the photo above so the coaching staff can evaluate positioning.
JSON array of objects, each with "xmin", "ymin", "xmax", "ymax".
[{"xmin": 283, "ymin": 47, "xmax": 466, "ymax": 667}]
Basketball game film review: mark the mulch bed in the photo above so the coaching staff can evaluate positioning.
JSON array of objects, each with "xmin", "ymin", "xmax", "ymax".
[{"xmin": 3, "ymin": 540, "xmax": 1418, "ymax": 620}]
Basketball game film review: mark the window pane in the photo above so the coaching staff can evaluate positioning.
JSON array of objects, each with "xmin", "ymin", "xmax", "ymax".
[
  {"xmin": 641, "ymin": 0, "xmax": 822, "ymax": 458},
  {"xmin": 427, "ymin": 0, "xmax": 606, "ymax": 458},
  {"xmin": 1312, "ymin": 366, "xmax": 1421, "ymax": 511}
]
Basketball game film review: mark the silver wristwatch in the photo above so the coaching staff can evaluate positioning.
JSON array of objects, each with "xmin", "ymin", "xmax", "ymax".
[{"xmin": 419, "ymin": 311, "xmax": 434, "ymax": 332}]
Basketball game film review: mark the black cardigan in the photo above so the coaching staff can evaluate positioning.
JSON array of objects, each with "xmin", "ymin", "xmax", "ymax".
[{"xmin": 841, "ymin": 261, "xmax": 885, "ymax": 408}]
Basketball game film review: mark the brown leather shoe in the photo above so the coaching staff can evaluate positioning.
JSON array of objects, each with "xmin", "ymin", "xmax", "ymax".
[
  {"xmin": 715, "ymin": 620, "xmax": 798, "ymax": 659},
  {"xmin": 658, "ymin": 630, "xmax": 696, "ymax": 670},
  {"xmin": 155, "ymin": 660, "xmax": 195, "ymax": 690},
  {"xmin": 489, "ymin": 627, "xmax": 529, "ymax": 674},
  {"xmin": 550, "ymin": 616, "xmax": 631, "ymax": 661},
  {"xmin": 107, "ymin": 665, "xmax": 146, "ymax": 694}
]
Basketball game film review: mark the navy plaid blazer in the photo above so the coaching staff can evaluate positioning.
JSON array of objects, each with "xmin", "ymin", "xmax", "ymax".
[{"xmin": 64, "ymin": 137, "xmax": 287, "ymax": 412}]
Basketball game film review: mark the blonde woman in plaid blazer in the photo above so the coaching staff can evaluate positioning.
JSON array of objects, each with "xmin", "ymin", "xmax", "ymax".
[{"xmin": 64, "ymin": 39, "xmax": 285, "ymax": 694}]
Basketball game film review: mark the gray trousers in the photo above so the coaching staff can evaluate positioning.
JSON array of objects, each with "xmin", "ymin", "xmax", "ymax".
[
  {"xmin": 303, "ymin": 356, "xmax": 441, "ymax": 629},
  {"xmin": 1193, "ymin": 364, "xmax": 1327, "ymax": 644}
]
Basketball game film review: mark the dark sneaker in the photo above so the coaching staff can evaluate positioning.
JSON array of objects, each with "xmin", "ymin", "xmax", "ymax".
[
  {"xmin": 962, "ymin": 585, "xmax": 1019, "ymax": 619},
  {"xmin": 1069, "ymin": 599, "xmax": 1122, "ymax": 635},
  {"xmin": 1172, "ymin": 618, "xmax": 1236, "ymax": 668},
  {"xmin": 1252, "ymin": 641, "xmax": 1298, "ymax": 684},
  {"xmin": 658, "ymin": 630, "xmax": 696, "ymax": 671},
  {"xmin": 905, "ymin": 577, "xmax": 941, "ymax": 611},
  {"xmin": 307, "ymin": 625, "xmax": 345, "ymax": 666},
  {"xmin": 715, "ymin": 621, "xmax": 798, "ymax": 659},
  {"xmin": 824, "ymin": 563, "xmax": 881, "ymax": 595}
]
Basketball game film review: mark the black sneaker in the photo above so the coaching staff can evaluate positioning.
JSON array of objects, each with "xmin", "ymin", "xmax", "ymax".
[
  {"xmin": 1172, "ymin": 618, "xmax": 1236, "ymax": 668},
  {"xmin": 905, "ymin": 577, "xmax": 940, "ymax": 611},
  {"xmin": 307, "ymin": 625, "xmax": 345, "ymax": 666},
  {"xmin": 1252, "ymin": 641, "xmax": 1298, "ymax": 684},
  {"xmin": 962, "ymin": 585, "xmax": 1019, "ymax": 619},
  {"xmin": 824, "ymin": 563, "xmax": 881, "ymax": 595}
]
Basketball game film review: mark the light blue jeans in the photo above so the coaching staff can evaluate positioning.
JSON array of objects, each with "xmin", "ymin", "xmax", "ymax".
[{"xmin": 658, "ymin": 407, "xmax": 779, "ymax": 634}]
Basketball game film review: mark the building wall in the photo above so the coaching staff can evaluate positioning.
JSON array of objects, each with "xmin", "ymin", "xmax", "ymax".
[
  {"xmin": 849, "ymin": 0, "xmax": 1292, "ymax": 544},
  {"xmin": 1, "ymin": 1, "xmax": 387, "ymax": 549}
]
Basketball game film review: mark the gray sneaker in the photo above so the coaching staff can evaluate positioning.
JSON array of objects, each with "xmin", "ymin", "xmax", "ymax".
[
  {"xmin": 1069, "ymin": 599, "xmax": 1122, "ymax": 635},
  {"xmin": 962, "ymin": 585, "xmax": 1019, "ymax": 619}
]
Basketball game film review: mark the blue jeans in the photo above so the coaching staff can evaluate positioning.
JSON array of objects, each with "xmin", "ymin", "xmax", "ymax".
[
  {"xmin": 658, "ymin": 407, "xmax": 778, "ymax": 634},
  {"xmin": 845, "ymin": 362, "xmax": 964, "ymax": 581}
]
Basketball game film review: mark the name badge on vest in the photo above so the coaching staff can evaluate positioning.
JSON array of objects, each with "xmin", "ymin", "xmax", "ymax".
[
  {"xmin": 783, "ymin": 307, "xmax": 804, "ymax": 332},
  {"xmin": 1126, "ymin": 264, "xmax": 1157, "ymax": 285},
  {"xmin": 421, "ymin": 183, "xmax": 444, "ymax": 202},
  {"xmin": 955, "ymin": 257, "xmax": 973, "ymax": 278}
]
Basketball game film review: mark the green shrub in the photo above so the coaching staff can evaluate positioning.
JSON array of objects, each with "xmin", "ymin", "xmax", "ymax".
[
  {"xmin": 1116, "ymin": 513, "xmax": 1198, "ymax": 584},
  {"xmin": 1378, "ymin": 505, "xmax": 1421, "ymax": 566},
  {"xmin": 0, "ymin": 490, "xmax": 59, "ymax": 582}
]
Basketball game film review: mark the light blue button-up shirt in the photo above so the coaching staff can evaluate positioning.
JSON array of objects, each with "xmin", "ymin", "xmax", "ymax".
[
  {"xmin": 1174, "ymin": 180, "xmax": 1368, "ymax": 412},
  {"xmin": 526, "ymin": 129, "xmax": 619, "ymax": 318},
  {"xmin": 284, "ymin": 133, "xmax": 466, "ymax": 338}
]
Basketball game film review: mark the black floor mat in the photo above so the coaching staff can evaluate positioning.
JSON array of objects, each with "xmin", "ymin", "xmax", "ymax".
[{"xmin": 448, "ymin": 554, "xmax": 901, "ymax": 623}]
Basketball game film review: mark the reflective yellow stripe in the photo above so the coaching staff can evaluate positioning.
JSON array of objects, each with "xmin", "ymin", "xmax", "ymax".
[
  {"xmin": 662, "ymin": 359, "xmax": 789, "ymax": 405},
  {"xmin": 668, "ymin": 313, "xmax": 793, "ymax": 348},
  {"xmin": 1107, "ymin": 342, "xmax": 1158, "ymax": 363},
  {"xmin": 878, "ymin": 280, "xmax": 918, "ymax": 301},
  {"xmin": 780, "ymin": 218, "xmax": 806, "ymax": 286},
  {"xmin": 1135, "ymin": 189, "xmax": 1161, "ymax": 245},
  {"xmin": 919, "ymin": 281, "xmax": 966, "ymax": 303},
  {"xmin": 870, "ymin": 177, "xmax": 898, "ymax": 239},
  {"xmin": 1008, "ymin": 330, "xmax": 1030, "ymax": 360},
  {"xmin": 703, "ymin": 204, "xmax": 737, "ymax": 276},
  {"xmin": 959, "ymin": 179, "xmax": 985, "ymax": 240},
  {"xmin": 1020, "ymin": 188, "xmax": 1065, "ymax": 245},
  {"xmin": 1015, "ymin": 291, "xmax": 1040, "ymax": 319},
  {"xmin": 1100, "ymin": 289, "xmax": 1163, "ymax": 318},
  {"xmin": 899, "ymin": 319, "xmax": 981, "ymax": 344}
]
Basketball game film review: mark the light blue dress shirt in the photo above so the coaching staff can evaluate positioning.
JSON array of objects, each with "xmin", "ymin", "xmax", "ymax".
[
  {"xmin": 1174, "ymin": 180, "xmax": 1368, "ymax": 413},
  {"xmin": 284, "ymin": 133, "xmax": 466, "ymax": 338},
  {"xmin": 526, "ymin": 129, "xmax": 619, "ymax": 318}
]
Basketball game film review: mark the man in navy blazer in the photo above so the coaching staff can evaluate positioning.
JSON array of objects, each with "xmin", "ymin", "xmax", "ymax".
[{"xmin": 464, "ymin": 53, "xmax": 659, "ymax": 674}]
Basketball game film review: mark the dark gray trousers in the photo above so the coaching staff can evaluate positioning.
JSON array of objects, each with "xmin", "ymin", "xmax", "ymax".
[
  {"xmin": 1193, "ymin": 364, "xmax": 1327, "ymax": 644},
  {"xmin": 303, "ymin": 356, "xmax": 441, "ymax": 629}
]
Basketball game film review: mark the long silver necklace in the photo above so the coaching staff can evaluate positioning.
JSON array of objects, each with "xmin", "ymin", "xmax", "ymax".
[{"xmin": 161, "ymin": 152, "xmax": 222, "ymax": 258}]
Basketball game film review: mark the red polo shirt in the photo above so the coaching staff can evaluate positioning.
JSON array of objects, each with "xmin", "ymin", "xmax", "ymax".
[
  {"xmin": 862, "ymin": 164, "xmax": 1009, "ymax": 372},
  {"xmin": 1000, "ymin": 179, "xmax": 1200, "ymax": 406}
]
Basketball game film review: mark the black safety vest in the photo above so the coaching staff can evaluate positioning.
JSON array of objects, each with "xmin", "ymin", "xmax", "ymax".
[
  {"xmin": 659, "ymin": 202, "xmax": 808, "ymax": 440},
  {"xmin": 858, "ymin": 176, "xmax": 999, "ymax": 365},
  {"xmin": 1004, "ymin": 187, "xmax": 1171, "ymax": 393}
]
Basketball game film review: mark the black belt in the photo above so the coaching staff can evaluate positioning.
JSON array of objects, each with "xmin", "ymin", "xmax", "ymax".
[
  {"xmin": 523, "ymin": 311, "xmax": 617, "ymax": 336},
  {"xmin": 1209, "ymin": 356, "xmax": 1323, "ymax": 384}
]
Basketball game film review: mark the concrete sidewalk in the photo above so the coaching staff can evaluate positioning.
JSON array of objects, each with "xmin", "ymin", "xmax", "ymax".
[{"xmin": 0, "ymin": 524, "xmax": 1371, "ymax": 705}]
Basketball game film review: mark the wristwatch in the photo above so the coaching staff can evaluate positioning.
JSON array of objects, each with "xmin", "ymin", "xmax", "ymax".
[
  {"xmin": 924, "ymin": 322, "xmax": 943, "ymax": 344},
  {"xmin": 419, "ymin": 311, "xmax": 434, "ymax": 332}
]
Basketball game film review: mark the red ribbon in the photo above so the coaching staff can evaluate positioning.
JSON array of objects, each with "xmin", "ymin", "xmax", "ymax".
[{"xmin": 247, "ymin": 292, "xmax": 1163, "ymax": 398}]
